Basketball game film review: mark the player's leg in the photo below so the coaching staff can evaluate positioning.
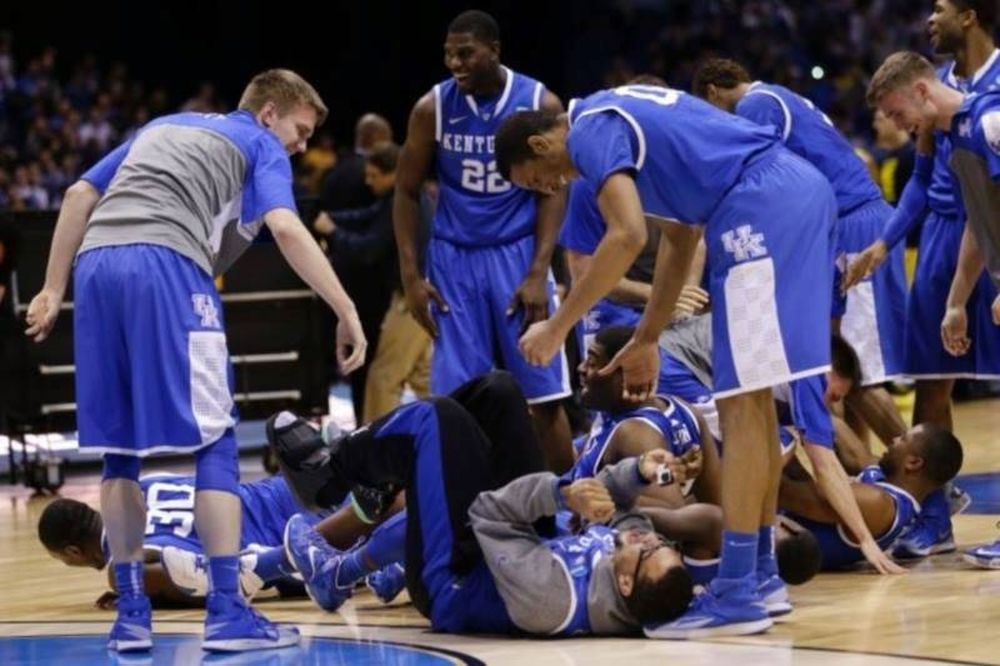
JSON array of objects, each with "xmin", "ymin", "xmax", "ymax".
[
  {"xmin": 650, "ymin": 151, "xmax": 836, "ymax": 639},
  {"xmin": 486, "ymin": 238, "xmax": 574, "ymax": 472},
  {"xmin": 426, "ymin": 238, "xmax": 495, "ymax": 395},
  {"xmin": 73, "ymin": 247, "xmax": 152, "ymax": 651}
]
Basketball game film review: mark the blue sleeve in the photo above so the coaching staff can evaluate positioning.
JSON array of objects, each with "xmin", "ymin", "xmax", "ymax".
[
  {"xmin": 880, "ymin": 155, "xmax": 932, "ymax": 249},
  {"xmin": 567, "ymin": 111, "xmax": 638, "ymax": 190},
  {"xmin": 80, "ymin": 139, "xmax": 134, "ymax": 194},
  {"xmin": 790, "ymin": 376, "xmax": 835, "ymax": 448},
  {"xmin": 243, "ymin": 136, "xmax": 296, "ymax": 223},
  {"xmin": 735, "ymin": 94, "xmax": 789, "ymax": 142},
  {"xmin": 558, "ymin": 180, "xmax": 605, "ymax": 254},
  {"xmin": 976, "ymin": 111, "xmax": 1000, "ymax": 181}
]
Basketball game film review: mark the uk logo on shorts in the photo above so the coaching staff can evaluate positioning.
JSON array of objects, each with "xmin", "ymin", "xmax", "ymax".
[
  {"xmin": 192, "ymin": 294, "xmax": 220, "ymax": 329},
  {"xmin": 722, "ymin": 225, "xmax": 768, "ymax": 262}
]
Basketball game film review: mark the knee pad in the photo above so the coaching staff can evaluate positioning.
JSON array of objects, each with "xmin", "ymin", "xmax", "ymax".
[
  {"xmin": 195, "ymin": 430, "xmax": 240, "ymax": 494},
  {"xmin": 102, "ymin": 454, "xmax": 141, "ymax": 481}
]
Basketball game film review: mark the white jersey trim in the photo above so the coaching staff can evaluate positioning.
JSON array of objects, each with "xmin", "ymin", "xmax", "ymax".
[
  {"xmin": 465, "ymin": 65, "xmax": 516, "ymax": 120},
  {"xmin": 745, "ymin": 82, "xmax": 793, "ymax": 142},
  {"xmin": 549, "ymin": 555, "xmax": 578, "ymax": 635},
  {"xmin": 572, "ymin": 105, "xmax": 647, "ymax": 171},
  {"xmin": 433, "ymin": 84, "xmax": 443, "ymax": 142},
  {"xmin": 533, "ymin": 82, "xmax": 544, "ymax": 110}
]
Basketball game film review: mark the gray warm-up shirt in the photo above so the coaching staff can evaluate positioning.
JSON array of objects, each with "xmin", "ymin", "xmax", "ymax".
[
  {"xmin": 468, "ymin": 458, "xmax": 652, "ymax": 636},
  {"xmin": 78, "ymin": 110, "xmax": 296, "ymax": 276}
]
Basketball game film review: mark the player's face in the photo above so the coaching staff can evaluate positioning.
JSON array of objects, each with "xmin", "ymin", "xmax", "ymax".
[
  {"xmin": 578, "ymin": 342, "xmax": 620, "ymax": 410},
  {"xmin": 364, "ymin": 163, "xmax": 395, "ymax": 197},
  {"xmin": 262, "ymin": 102, "xmax": 318, "ymax": 156},
  {"xmin": 613, "ymin": 531, "xmax": 683, "ymax": 595},
  {"xmin": 877, "ymin": 87, "xmax": 934, "ymax": 134},
  {"xmin": 47, "ymin": 545, "xmax": 104, "ymax": 570},
  {"xmin": 880, "ymin": 424, "xmax": 925, "ymax": 476},
  {"xmin": 706, "ymin": 84, "xmax": 743, "ymax": 113},
  {"xmin": 928, "ymin": 0, "xmax": 967, "ymax": 54},
  {"xmin": 443, "ymin": 33, "xmax": 499, "ymax": 94}
]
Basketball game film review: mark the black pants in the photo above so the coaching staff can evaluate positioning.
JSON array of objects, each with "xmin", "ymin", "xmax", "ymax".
[{"xmin": 324, "ymin": 370, "xmax": 544, "ymax": 620}]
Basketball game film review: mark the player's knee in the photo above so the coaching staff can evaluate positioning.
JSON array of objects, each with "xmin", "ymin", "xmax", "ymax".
[
  {"xmin": 194, "ymin": 431, "xmax": 240, "ymax": 494},
  {"xmin": 102, "ymin": 454, "xmax": 141, "ymax": 481}
]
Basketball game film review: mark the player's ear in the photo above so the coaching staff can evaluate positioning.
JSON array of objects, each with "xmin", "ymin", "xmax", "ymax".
[
  {"xmin": 526, "ymin": 134, "xmax": 550, "ymax": 156},
  {"xmin": 617, "ymin": 570, "xmax": 635, "ymax": 598},
  {"xmin": 904, "ymin": 453, "xmax": 925, "ymax": 473},
  {"xmin": 490, "ymin": 39, "xmax": 501, "ymax": 60},
  {"xmin": 258, "ymin": 101, "xmax": 278, "ymax": 128}
]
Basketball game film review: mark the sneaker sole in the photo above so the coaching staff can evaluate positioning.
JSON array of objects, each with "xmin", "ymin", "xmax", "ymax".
[
  {"xmin": 645, "ymin": 617, "xmax": 774, "ymax": 640},
  {"xmin": 895, "ymin": 539, "xmax": 957, "ymax": 559},
  {"xmin": 962, "ymin": 552, "xmax": 1000, "ymax": 569},
  {"xmin": 107, "ymin": 638, "xmax": 153, "ymax": 652},
  {"xmin": 766, "ymin": 601, "xmax": 793, "ymax": 617},
  {"xmin": 202, "ymin": 632, "xmax": 300, "ymax": 652}
]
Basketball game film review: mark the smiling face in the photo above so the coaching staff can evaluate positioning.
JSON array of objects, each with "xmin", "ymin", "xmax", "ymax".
[
  {"xmin": 443, "ymin": 32, "xmax": 500, "ymax": 94},
  {"xmin": 612, "ymin": 530, "xmax": 684, "ymax": 597},
  {"xmin": 876, "ymin": 83, "xmax": 937, "ymax": 134},
  {"xmin": 928, "ymin": 0, "xmax": 969, "ymax": 54}
]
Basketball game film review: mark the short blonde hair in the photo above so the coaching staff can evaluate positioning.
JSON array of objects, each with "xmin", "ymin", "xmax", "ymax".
[
  {"xmin": 867, "ymin": 51, "xmax": 937, "ymax": 108},
  {"xmin": 239, "ymin": 68, "xmax": 328, "ymax": 125}
]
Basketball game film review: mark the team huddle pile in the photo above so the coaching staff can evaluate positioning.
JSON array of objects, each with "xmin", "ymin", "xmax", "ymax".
[{"xmin": 26, "ymin": 3, "xmax": 1000, "ymax": 655}]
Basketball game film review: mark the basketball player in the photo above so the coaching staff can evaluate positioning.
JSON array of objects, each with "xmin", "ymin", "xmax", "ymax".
[
  {"xmin": 867, "ymin": 50, "xmax": 1000, "ymax": 567},
  {"xmin": 393, "ymin": 10, "xmax": 573, "ymax": 472},
  {"xmin": 494, "ymin": 84, "xmax": 837, "ymax": 637},
  {"xmin": 269, "ymin": 371, "xmax": 695, "ymax": 634},
  {"xmin": 846, "ymin": 0, "xmax": 1000, "ymax": 557},
  {"xmin": 38, "ymin": 474, "xmax": 308, "ymax": 606},
  {"xmin": 23, "ymin": 70, "xmax": 366, "ymax": 652},
  {"xmin": 779, "ymin": 424, "xmax": 964, "ymax": 571},
  {"xmin": 692, "ymin": 58, "xmax": 908, "ymax": 448}
]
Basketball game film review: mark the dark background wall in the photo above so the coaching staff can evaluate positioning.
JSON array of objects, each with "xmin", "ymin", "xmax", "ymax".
[{"xmin": 1, "ymin": 1, "xmax": 578, "ymax": 145}]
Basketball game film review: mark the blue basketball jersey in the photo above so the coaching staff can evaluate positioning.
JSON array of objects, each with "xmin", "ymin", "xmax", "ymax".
[
  {"xmin": 559, "ymin": 179, "xmax": 603, "ymax": 254},
  {"xmin": 138, "ymin": 474, "xmax": 301, "ymax": 553},
  {"xmin": 735, "ymin": 82, "xmax": 881, "ymax": 215},
  {"xmin": 571, "ymin": 396, "xmax": 703, "ymax": 482},
  {"xmin": 544, "ymin": 525, "xmax": 617, "ymax": 636},
  {"xmin": 566, "ymin": 85, "xmax": 779, "ymax": 226},
  {"xmin": 928, "ymin": 51, "xmax": 1000, "ymax": 219},
  {"xmin": 786, "ymin": 465, "xmax": 921, "ymax": 570},
  {"xmin": 433, "ymin": 67, "xmax": 547, "ymax": 245}
]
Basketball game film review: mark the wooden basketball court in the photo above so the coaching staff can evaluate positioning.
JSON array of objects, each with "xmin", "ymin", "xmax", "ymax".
[{"xmin": 1, "ymin": 400, "xmax": 998, "ymax": 665}]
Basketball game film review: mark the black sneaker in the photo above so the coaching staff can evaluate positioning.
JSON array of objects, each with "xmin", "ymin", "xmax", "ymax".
[
  {"xmin": 266, "ymin": 411, "xmax": 347, "ymax": 510},
  {"xmin": 350, "ymin": 483, "xmax": 400, "ymax": 524}
]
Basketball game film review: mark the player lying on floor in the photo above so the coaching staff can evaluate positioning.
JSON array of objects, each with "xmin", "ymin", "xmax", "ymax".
[
  {"xmin": 37, "ymin": 472, "xmax": 407, "ymax": 608},
  {"xmin": 268, "ymin": 370, "xmax": 702, "ymax": 635},
  {"xmin": 778, "ymin": 424, "xmax": 963, "ymax": 571}
]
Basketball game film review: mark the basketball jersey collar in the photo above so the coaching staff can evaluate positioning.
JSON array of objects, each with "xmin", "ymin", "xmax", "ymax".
[
  {"xmin": 464, "ymin": 65, "xmax": 515, "ymax": 120},
  {"xmin": 945, "ymin": 48, "xmax": 1000, "ymax": 89}
]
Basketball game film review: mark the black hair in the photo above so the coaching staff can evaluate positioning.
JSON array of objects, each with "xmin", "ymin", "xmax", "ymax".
[
  {"xmin": 692, "ymin": 58, "xmax": 752, "ymax": 98},
  {"xmin": 629, "ymin": 74, "xmax": 668, "ymax": 86},
  {"xmin": 366, "ymin": 141, "xmax": 400, "ymax": 173},
  {"xmin": 448, "ymin": 10, "xmax": 500, "ymax": 43},
  {"xmin": 594, "ymin": 325, "xmax": 636, "ymax": 361},
  {"xmin": 831, "ymin": 334, "xmax": 863, "ymax": 391},
  {"xmin": 917, "ymin": 425, "xmax": 964, "ymax": 486},
  {"xmin": 776, "ymin": 528, "xmax": 823, "ymax": 585},
  {"xmin": 624, "ymin": 564, "xmax": 694, "ymax": 625},
  {"xmin": 953, "ymin": 1, "xmax": 998, "ymax": 31},
  {"xmin": 495, "ymin": 110, "xmax": 561, "ymax": 180},
  {"xmin": 37, "ymin": 497, "xmax": 102, "ymax": 551}
]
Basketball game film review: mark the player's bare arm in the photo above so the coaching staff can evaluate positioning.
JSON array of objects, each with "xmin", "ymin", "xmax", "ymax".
[
  {"xmin": 508, "ymin": 91, "xmax": 566, "ymax": 329},
  {"xmin": 25, "ymin": 181, "xmax": 101, "ymax": 342},
  {"xmin": 394, "ymin": 93, "xmax": 447, "ymax": 338}
]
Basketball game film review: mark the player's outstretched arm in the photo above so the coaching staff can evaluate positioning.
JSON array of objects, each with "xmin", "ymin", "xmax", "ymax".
[
  {"xmin": 942, "ymin": 223, "xmax": 984, "ymax": 356},
  {"xmin": 24, "ymin": 181, "xmax": 101, "ymax": 342},
  {"xmin": 509, "ymin": 91, "xmax": 567, "ymax": 328},
  {"xmin": 803, "ymin": 443, "xmax": 906, "ymax": 574},
  {"xmin": 394, "ymin": 93, "xmax": 447, "ymax": 338},
  {"xmin": 264, "ymin": 207, "xmax": 366, "ymax": 373}
]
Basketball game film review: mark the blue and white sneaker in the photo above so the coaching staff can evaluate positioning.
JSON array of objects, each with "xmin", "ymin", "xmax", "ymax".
[
  {"xmin": 757, "ymin": 574, "xmax": 792, "ymax": 617},
  {"xmin": 367, "ymin": 563, "xmax": 407, "ymax": 604},
  {"xmin": 644, "ymin": 575, "xmax": 773, "ymax": 639},
  {"xmin": 202, "ymin": 592, "xmax": 299, "ymax": 652},
  {"xmin": 107, "ymin": 594, "xmax": 153, "ymax": 652},
  {"xmin": 893, "ymin": 515, "xmax": 956, "ymax": 559},
  {"xmin": 283, "ymin": 514, "xmax": 353, "ymax": 611},
  {"xmin": 963, "ymin": 538, "xmax": 1000, "ymax": 569},
  {"xmin": 161, "ymin": 546, "xmax": 265, "ymax": 600}
]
